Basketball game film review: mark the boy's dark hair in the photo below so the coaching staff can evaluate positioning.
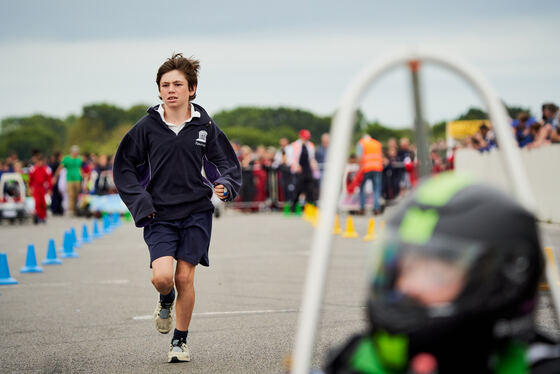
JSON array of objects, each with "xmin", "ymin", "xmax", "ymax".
[{"xmin": 156, "ymin": 53, "xmax": 200, "ymax": 101}]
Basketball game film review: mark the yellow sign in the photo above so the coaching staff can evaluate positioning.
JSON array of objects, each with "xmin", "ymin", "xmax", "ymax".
[{"xmin": 447, "ymin": 120, "xmax": 491, "ymax": 140}]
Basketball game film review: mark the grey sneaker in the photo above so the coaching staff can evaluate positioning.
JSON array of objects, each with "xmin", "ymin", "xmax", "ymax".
[
  {"xmin": 153, "ymin": 298, "xmax": 174, "ymax": 334},
  {"xmin": 168, "ymin": 339, "xmax": 191, "ymax": 362}
]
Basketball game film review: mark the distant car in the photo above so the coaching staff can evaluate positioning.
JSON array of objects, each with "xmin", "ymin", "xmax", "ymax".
[{"xmin": 0, "ymin": 172, "xmax": 31, "ymax": 224}]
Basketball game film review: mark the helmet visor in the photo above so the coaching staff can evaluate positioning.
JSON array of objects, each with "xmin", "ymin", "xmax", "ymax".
[{"xmin": 371, "ymin": 231, "xmax": 483, "ymax": 310}]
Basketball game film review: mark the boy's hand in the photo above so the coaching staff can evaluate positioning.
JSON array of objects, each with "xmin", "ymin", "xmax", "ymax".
[{"xmin": 213, "ymin": 184, "xmax": 228, "ymax": 200}]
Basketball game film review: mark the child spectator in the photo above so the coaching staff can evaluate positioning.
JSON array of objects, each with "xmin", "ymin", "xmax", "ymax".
[
  {"xmin": 532, "ymin": 103, "xmax": 559, "ymax": 148},
  {"xmin": 473, "ymin": 123, "xmax": 496, "ymax": 152},
  {"xmin": 28, "ymin": 154, "xmax": 52, "ymax": 224},
  {"xmin": 512, "ymin": 112, "xmax": 537, "ymax": 147}
]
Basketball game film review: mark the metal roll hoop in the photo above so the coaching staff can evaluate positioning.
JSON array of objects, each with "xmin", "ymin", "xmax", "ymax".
[{"xmin": 291, "ymin": 46, "xmax": 560, "ymax": 374}]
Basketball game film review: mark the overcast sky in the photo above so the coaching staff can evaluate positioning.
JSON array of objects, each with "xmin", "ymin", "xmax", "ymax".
[{"xmin": 1, "ymin": 1, "xmax": 559, "ymax": 128}]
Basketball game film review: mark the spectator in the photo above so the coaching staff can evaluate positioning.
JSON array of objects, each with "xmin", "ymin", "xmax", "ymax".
[
  {"xmin": 82, "ymin": 153, "xmax": 96, "ymax": 193},
  {"xmin": 357, "ymin": 133, "xmax": 383, "ymax": 215},
  {"xmin": 273, "ymin": 137, "xmax": 290, "ymax": 168},
  {"xmin": 0, "ymin": 159, "xmax": 8, "ymax": 178},
  {"xmin": 472, "ymin": 123, "xmax": 496, "ymax": 152},
  {"xmin": 28, "ymin": 154, "xmax": 52, "ymax": 224},
  {"xmin": 397, "ymin": 137, "xmax": 413, "ymax": 193},
  {"xmin": 315, "ymin": 133, "xmax": 329, "ymax": 182},
  {"xmin": 94, "ymin": 154, "xmax": 114, "ymax": 195},
  {"xmin": 239, "ymin": 145, "xmax": 256, "ymax": 207},
  {"xmin": 275, "ymin": 146, "xmax": 293, "ymax": 203},
  {"xmin": 6, "ymin": 152, "xmax": 19, "ymax": 172},
  {"xmin": 55, "ymin": 145, "xmax": 83, "ymax": 216},
  {"xmin": 532, "ymin": 103, "xmax": 558, "ymax": 148},
  {"xmin": 48, "ymin": 152, "xmax": 64, "ymax": 215},
  {"xmin": 252, "ymin": 145, "xmax": 268, "ymax": 203},
  {"xmin": 525, "ymin": 122, "xmax": 544, "ymax": 149},
  {"xmin": 512, "ymin": 112, "xmax": 537, "ymax": 147},
  {"xmin": 382, "ymin": 146, "xmax": 399, "ymax": 203},
  {"xmin": 430, "ymin": 149, "xmax": 444, "ymax": 173},
  {"xmin": 290, "ymin": 129, "xmax": 317, "ymax": 211}
]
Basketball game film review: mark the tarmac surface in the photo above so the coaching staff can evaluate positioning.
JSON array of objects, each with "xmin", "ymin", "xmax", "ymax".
[{"xmin": 1, "ymin": 209, "xmax": 559, "ymax": 373}]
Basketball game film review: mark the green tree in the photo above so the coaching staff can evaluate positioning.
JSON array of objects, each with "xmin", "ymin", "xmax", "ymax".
[
  {"xmin": 213, "ymin": 106, "xmax": 332, "ymax": 144},
  {"xmin": 456, "ymin": 107, "xmax": 488, "ymax": 120},
  {"xmin": 81, "ymin": 103, "xmax": 128, "ymax": 132},
  {"xmin": 431, "ymin": 121, "xmax": 447, "ymax": 140},
  {"xmin": 505, "ymin": 104, "xmax": 532, "ymax": 120},
  {"xmin": 0, "ymin": 115, "xmax": 67, "ymax": 158},
  {"xmin": 0, "ymin": 125, "xmax": 60, "ymax": 159},
  {"xmin": 363, "ymin": 121, "xmax": 413, "ymax": 144}
]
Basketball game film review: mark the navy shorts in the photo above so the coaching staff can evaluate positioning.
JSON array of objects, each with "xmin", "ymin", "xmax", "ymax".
[{"xmin": 143, "ymin": 211, "xmax": 213, "ymax": 267}]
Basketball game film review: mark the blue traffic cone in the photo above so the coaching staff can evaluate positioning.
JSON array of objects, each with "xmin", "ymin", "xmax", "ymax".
[
  {"xmin": 0, "ymin": 253, "xmax": 18, "ymax": 285},
  {"xmin": 103, "ymin": 215, "xmax": 112, "ymax": 234},
  {"xmin": 82, "ymin": 223, "xmax": 91, "ymax": 244},
  {"xmin": 42, "ymin": 238, "xmax": 62, "ymax": 265},
  {"xmin": 20, "ymin": 244, "xmax": 44, "ymax": 273},
  {"xmin": 71, "ymin": 227, "xmax": 82, "ymax": 248},
  {"xmin": 112, "ymin": 212, "xmax": 120, "ymax": 228},
  {"xmin": 58, "ymin": 233, "xmax": 64, "ymax": 253},
  {"xmin": 61, "ymin": 231, "xmax": 79, "ymax": 259},
  {"xmin": 92, "ymin": 219, "xmax": 101, "ymax": 239}
]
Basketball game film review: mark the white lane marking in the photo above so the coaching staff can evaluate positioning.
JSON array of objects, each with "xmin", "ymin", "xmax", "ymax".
[
  {"xmin": 2, "ymin": 282, "xmax": 72, "ymax": 288},
  {"xmin": 96, "ymin": 279, "xmax": 130, "ymax": 285},
  {"xmin": 3, "ymin": 279, "xmax": 130, "ymax": 288},
  {"xmin": 132, "ymin": 308, "xmax": 298, "ymax": 320},
  {"xmin": 133, "ymin": 315, "xmax": 152, "ymax": 320},
  {"xmin": 194, "ymin": 308, "xmax": 298, "ymax": 316},
  {"xmin": 213, "ymin": 251, "xmax": 310, "ymax": 259}
]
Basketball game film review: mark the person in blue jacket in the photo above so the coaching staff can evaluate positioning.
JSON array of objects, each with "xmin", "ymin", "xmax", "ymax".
[{"xmin": 113, "ymin": 53, "xmax": 241, "ymax": 363}]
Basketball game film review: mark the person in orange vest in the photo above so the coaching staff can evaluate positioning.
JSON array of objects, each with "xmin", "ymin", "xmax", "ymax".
[{"xmin": 356, "ymin": 134, "xmax": 383, "ymax": 215}]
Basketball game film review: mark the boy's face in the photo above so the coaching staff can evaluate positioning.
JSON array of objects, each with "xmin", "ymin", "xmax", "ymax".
[{"xmin": 159, "ymin": 69, "xmax": 196, "ymax": 109}]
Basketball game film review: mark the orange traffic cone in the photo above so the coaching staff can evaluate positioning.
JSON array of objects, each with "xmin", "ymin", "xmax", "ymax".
[
  {"xmin": 342, "ymin": 216, "xmax": 359, "ymax": 238},
  {"xmin": 363, "ymin": 218, "xmax": 376, "ymax": 241},
  {"xmin": 332, "ymin": 214, "xmax": 342, "ymax": 235}
]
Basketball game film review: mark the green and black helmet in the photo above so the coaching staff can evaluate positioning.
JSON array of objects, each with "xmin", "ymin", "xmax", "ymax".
[{"xmin": 366, "ymin": 172, "xmax": 543, "ymax": 373}]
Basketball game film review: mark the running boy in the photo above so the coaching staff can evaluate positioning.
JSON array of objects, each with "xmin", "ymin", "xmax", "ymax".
[{"xmin": 113, "ymin": 53, "xmax": 241, "ymax": 363}]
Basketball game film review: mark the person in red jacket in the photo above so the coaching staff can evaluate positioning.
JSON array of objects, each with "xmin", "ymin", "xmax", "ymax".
[{"xmin": 29, "ymin": 154, "xmax": 52, "ymax": 224}]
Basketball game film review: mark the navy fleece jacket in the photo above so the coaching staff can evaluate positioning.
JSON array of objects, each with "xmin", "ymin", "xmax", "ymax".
[{"xmin": 113, "ymin": 103, "xmax": 241, "ymax": 227}]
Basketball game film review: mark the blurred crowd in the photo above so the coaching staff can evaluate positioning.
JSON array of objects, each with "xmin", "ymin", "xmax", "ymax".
[
  {"xmin": 230, "ymin": 101, "xmax": 560, "ymax": 213},
  {"xmin": 0, "ymin": 146, "xmax": 116, "ymax": 223},
  {"xmin": 231, "ymin": 131, "xmax": 453, "ymax": 214},
  {"xmin": 460, "ymin": 103, "xmax": 560, "ymax": 152},
  {"xmin": 1, "ymin": 101, "xmax": 558, "ymax": 220}
]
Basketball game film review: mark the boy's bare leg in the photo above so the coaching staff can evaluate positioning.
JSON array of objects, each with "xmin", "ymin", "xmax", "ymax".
[
  {"xmin": 174, "ymin": 260, "xmax": 196, "ymax": 331},
  {"xmin": 151, "ymin": 256, "xmax": 175, "ymax": 334},
  {"xmin": 151, "ymin": 256, "xmax": 175, "ymax": 294}
]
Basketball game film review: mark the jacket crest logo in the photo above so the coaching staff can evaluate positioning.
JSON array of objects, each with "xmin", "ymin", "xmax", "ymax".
[{"xmin": 196, "ymin": 130, "xmax": 207, "ymax": 146}]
